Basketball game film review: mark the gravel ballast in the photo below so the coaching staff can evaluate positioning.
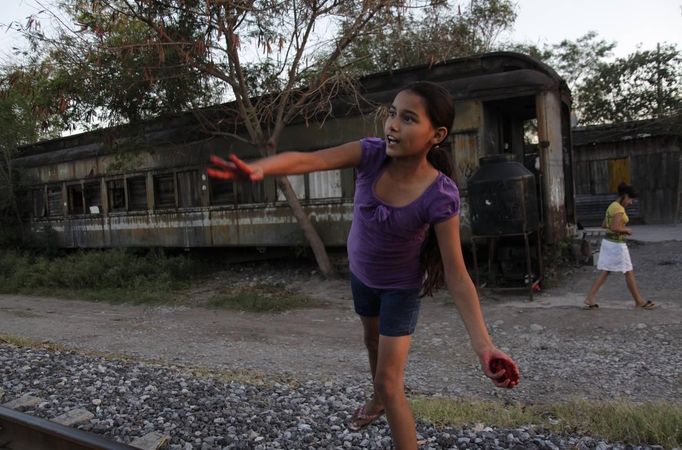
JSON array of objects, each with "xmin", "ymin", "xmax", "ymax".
[{"xmin": 0, "ymin": 343, "xmax": 669, "ymax": 450}]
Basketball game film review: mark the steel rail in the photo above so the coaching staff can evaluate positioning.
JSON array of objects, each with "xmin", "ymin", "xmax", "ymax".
[{"xmin": 0, "ymin": 406, "xmax": 137, "ymax": 450}]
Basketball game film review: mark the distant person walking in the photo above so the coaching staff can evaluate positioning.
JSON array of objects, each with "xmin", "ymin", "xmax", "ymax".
[{"xmin": 584, "ymin": 182, "xmax": 656, "ymax": 310}]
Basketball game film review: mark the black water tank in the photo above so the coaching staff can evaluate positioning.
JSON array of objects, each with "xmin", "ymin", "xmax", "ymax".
[{"xmin": 468, "ymin": 155, "xmax": 539, "ymax": 236}]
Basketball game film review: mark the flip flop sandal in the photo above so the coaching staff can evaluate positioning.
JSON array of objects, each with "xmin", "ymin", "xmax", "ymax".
[
  {"xmin": 582, "ymin": 303, "xmax": 599, "ymax": 310},
  {"xmin": 348, "ymin": 404, "xmax": 385, "ymax": 431},
  {"xmin": 638, "ymin": 301, "xmax": 657, "ymax": 310}
]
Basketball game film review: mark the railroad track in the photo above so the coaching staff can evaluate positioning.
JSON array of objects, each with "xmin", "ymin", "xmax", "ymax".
[{"xmin": 0, "ymin": 405, "xmax": 137, "ymax": 450}]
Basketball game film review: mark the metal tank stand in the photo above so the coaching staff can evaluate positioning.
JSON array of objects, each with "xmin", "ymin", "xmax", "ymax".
[{"xmin": 470, "ymin": 227, "xmax": 543, "ymax": 301}]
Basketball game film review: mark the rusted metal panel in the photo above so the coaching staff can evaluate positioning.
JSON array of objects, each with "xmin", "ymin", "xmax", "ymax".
[
  {"xmin": 32, "ymin": 203, "xmax": 353, "ymax": 248},
  {"xmin": 452, "ymin": 131, "xmax": 480, "ymax": 191},
  {"xmin": 277, "ymin": 116, "xmax": 379, "ymax": 152},
  {"xmin": 536, "ymin": 91, "xmax": 567, "ymax": 241},
  {"xmin": 453, "ymin": 100, "xmax": 482, "ymax": 132}
]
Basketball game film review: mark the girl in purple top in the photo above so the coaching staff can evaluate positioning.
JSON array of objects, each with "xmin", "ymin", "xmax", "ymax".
[{"xmin": 208, "ymin": 81, "xmax": 519, "ymax": 450}]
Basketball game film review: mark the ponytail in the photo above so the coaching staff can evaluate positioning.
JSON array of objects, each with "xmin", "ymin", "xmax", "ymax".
[{"xmin": 421, "ymin": 145, "xmax": 454, "ymax": 297}]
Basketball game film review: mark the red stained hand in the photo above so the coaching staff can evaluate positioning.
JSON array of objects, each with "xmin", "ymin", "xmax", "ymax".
[
  {"xmin": 480, "ymin": 349, "xmax": 520, "ymax": 388},
  {"xmin": 207, "ymin": 154, "xmax": 262, "ymax": 181}
]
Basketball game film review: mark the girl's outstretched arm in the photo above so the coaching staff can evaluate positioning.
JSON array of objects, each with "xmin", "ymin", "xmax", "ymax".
[
  {"xmin": 208, "ymin": 141, "xmax": 363, "ymax": 181},
  {"xmin": 434, "ymin": 215, "xmax": 519, "ymax": 388}
]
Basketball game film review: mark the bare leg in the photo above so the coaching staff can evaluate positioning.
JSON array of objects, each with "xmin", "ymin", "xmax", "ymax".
[
  {"xmin": 359, "ymin": 316, "xmax": 384, "ymax": 414},
  {"xmin": 375, "ymin": 334, "xmax": 416, "ymax": 450},
  {"xmin": 624, "ymin": 271, "xmax": 647, "ymax": 306},
  {"xmin": 585, "ymin": 271, "xmax": 609, "ymax": 305}
]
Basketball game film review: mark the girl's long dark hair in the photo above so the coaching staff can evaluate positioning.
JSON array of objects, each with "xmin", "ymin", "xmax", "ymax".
[{"xmin": 401, "ymin": 82, "xmax": 455, "ymax": 297}]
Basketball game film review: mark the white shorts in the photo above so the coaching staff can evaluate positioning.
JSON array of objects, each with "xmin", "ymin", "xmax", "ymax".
[{"xmin": 596, "ymin": 239, "xmax": 633, "ymax": 273}]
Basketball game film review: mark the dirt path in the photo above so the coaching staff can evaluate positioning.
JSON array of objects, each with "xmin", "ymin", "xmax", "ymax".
[{"xmin": 1, "ymin": 240, "xmax": 681, "ymax": 405}]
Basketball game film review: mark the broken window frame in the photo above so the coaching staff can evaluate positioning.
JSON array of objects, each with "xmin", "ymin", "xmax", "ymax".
[
  {"xmin": 46, "ymin": 184, "xmax": 63, "ymax": 217},
  {"xmin": 154, "ymin": 172, "xmax": 176, "ymax": 210},
  {"xmin": 209, "ymin": 177, "xmax": 235, "ymax": 206},
  {"xmin": 107, "ymin": 179, "xmax": 126, "ymax": 212},
  {"xmin": 83, "ymin": 180, "xmax": 102, "ymax": 214},
  {"xmin": 126, "ymin": 176, "xmax": 147, "ymax": 211},
  {"xmin": 67, "ymin": 182, "xmax": 85, "ymax": 215},
  {"xmin": 176, "ymin": 169, "xmax": 202, "ymax": 208},
  {"xmin": 32, "ymin": 186, "xmax": 47, "ymax": 218},
  {"xmin": 236, "ymin": 179, "xmax": 266, "ymax": 205}
]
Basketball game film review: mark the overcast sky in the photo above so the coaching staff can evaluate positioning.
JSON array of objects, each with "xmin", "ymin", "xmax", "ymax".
[{"xmin": 1, "ymin": 0, "xmax": 681, "ymax": 62}]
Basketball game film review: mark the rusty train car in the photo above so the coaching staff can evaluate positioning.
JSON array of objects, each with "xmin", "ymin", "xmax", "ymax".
[{"xmin": 13, "ymin": 52, "xmax": 575, "ymax": 249}]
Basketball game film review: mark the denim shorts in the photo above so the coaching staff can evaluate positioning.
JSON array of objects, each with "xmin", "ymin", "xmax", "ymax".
[{"xmin": 350, "ymin": 273, "xmax": 422, "ymax": 337}]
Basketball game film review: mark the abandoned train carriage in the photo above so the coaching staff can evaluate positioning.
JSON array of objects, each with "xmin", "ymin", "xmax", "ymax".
[{"xmin": 13, "ymin": 52, "xmax": 575, "ymax": 249}]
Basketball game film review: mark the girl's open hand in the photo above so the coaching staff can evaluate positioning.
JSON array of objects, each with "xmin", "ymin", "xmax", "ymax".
[
  {"xmin": 479, "ymin": 348, "xmax": 520, "ymax": 388},
  {"xmin": 207, "ymin": 154, "xmax": 264, "ymax": 181}
]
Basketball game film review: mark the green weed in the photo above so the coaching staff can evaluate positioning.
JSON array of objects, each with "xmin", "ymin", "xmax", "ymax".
[
  {"xmin": 0, "ymin": 249, "xmax": 202, "ymax": 303},
  {"xmin": 206, "ymin": 284, "xmax": 318, "ymax": 312},
  {"xmin": 410, "ymin": 397, "xmax": 682, "ymax": 448}
]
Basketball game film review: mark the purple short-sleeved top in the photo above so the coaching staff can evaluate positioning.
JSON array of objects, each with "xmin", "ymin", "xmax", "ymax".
[{"xmin": 347, "ymin": 137, "xmax": 461, "ymax": 290}]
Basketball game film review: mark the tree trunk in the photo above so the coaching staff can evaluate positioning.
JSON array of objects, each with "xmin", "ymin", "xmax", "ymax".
[{"xmin": 276, "ymin": 175, "xmax": 336, "ymax": 278}]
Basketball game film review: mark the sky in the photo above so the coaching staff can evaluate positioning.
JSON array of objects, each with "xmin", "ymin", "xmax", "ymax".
[
  {"xmin": 1, "ymin": 0, "xmax": 681, "ymax": 61},
  {"xmin": 503, "ymin": 0, "xmax": 681, "ymax": 56}
]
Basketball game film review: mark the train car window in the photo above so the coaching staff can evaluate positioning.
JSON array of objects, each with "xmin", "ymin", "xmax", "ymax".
[
  {"xmin": 67, "ymin": 184, "xmax": 85, "ymax": 215},
  {"xmin": 127, "ymin": 177, "xmax": 147, "ymax": 211},
  {"xmin": 236, "ymin": 180, "xmax": 265, "ymax": 204},
  {"xmin": 32, "ymin": 188, "xmax": 46, "ymax": 217},
  {"xmin": 309, "ymin": 170, "xmax": 342, "ymax": 199},
  {"xmin": 107, "ymin": 179, "xmax": 126, "ymax": 212},
  {"xmin": 83, "ymin": 182, "xmax": 101, "ymax": 214},
  {"xmin": 154, "ymin": 174, "xmax": 175, "ymax": 209},
  {"xmin": 209, "ymin": 178, "xmax": 235, "ymax": 205},
  {"xmin": 277, "ymin": 174, "xmax": 305, "ymax": 201},
  {"xmin": 177, "ymin": 170, "xmax": 200, "ymax": 207},
  {"xmin": 47, "ymin": 185, "xmax": 63, "ymax": 217}
]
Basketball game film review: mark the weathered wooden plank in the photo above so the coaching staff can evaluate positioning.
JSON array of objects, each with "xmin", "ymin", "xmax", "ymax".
[{"xmin": 590, "ymin": 160, "xmax": 609, "ymax": 194}]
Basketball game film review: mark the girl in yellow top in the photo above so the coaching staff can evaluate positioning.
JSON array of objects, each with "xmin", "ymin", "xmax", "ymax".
[{"xmin": 584, "ymin": 182, "xmax": 656, "ymax": 309}]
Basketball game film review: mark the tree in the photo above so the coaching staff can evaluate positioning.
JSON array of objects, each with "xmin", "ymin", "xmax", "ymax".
[
  {"xmin": 513, "ymin": 33, "xmax": 681, "ymax": 125},
  {"xmin": 16, "ymin": 0, "xmax": 452, "ymax": 277},
  {"xmin": 340, "ymin": 0, "xmax": 517, "ymax": 75},
  {"xmin": 543, "ymin": 31, "xmax": 616, "ymax": 89},
  {"xmin": 579, "ymin": 44, "xmax": 682, "ymax": 124},
  {"xmin": 511, "ymin": 31, "xmax": 617, "ymax": 124},
  {"xmin": 0, "ymin": 65, "xmax": 54, "ymax": 247},
  {"xmin": 10, "ymin": 0, "xmax": 222, "ymax": 129}
]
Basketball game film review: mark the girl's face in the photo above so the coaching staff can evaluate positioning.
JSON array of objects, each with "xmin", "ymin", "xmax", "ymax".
[{"xmin": 384, "ymin": 90, "xmax": 446, "ymax": 159}]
